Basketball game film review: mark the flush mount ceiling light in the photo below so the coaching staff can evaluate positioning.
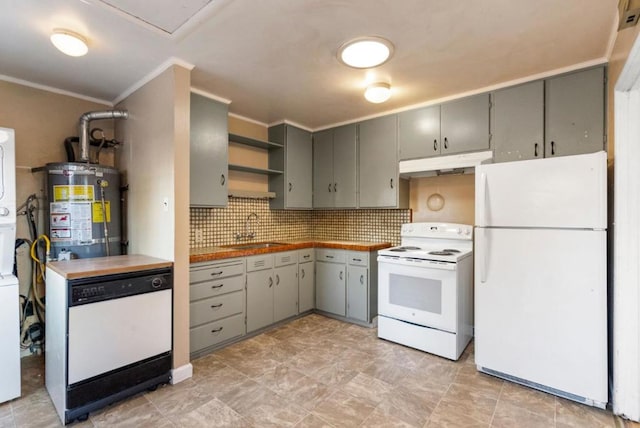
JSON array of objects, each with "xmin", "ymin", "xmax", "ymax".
[
  {"xmin": 364, "ymin": 82, "xmax": 391, "ymax": 103},
  {"xmin": 338, "ymin": 36, "xmax": 394, "ymax": 69},
  {"xmin": 50, "ymin": 29, "xmax": 89, "ymax": 57}
]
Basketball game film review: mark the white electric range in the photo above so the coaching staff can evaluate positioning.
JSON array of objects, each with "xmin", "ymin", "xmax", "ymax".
[{"xmin": 377, "ymin": 222, "xmax": 474, "ymax": 360}]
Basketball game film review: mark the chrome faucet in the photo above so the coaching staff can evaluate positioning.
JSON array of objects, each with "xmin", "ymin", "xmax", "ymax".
[{"xmin": 235, "ymin": 212, "xmax": 259, "ymax": 241}]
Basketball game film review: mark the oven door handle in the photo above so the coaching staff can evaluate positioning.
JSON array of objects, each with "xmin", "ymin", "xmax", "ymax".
[{"xmin": 478, "ymin": 228, "xmax": 488, "ymax": 283}]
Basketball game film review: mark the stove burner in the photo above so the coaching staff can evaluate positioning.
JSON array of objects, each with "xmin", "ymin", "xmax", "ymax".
[
  {"xmin": 428, "ymin": 251, "xmax": 456, "ymax": 256},
  {"xmin": 443, "ymin": 249, "xmax": 461, "ymax": 253},
  {"xmin": 389, "ymin": 246, "xmax": 421, "ymax": 252}
]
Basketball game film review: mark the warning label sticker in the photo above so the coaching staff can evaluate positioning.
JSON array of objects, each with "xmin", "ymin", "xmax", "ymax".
[
  {"xmin": 92, "ymin": 201, "xmax": 111, "ymax": 223},
  {"xmin": 53, "ymin": 185, "xmax": 95, "ymax": 202},
  {"xmin": 50, "ymin": 201, "xmax": 93, "ymax": 244}
]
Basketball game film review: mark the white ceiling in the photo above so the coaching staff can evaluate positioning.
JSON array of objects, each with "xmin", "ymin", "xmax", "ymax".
[{"xmin": 0, "ymin": 0, "xmax": 618, "ymax": 129}]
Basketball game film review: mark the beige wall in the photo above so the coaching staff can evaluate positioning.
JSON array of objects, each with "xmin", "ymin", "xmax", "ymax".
[
  {"xmin": 0, "ymin": 80, "xmax": 115, "ymax": 296},
  {"xmin": 116, "ymin": 65, "xmax": 191, "ymax": 370},
  {"xmin": 409, "ymin": 174, "xmax": 475, "ymax": 225}
]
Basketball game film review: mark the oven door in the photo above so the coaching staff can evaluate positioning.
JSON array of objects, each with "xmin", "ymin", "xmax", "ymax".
[{"xmin": 378, "ymin": 256, "xmax": 458, "ymax": 333}]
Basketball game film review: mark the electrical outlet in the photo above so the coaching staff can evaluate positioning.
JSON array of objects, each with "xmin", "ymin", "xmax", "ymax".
[{"xmin": 195, "ymin": 229, "xmax": 203, "ymax": 243}]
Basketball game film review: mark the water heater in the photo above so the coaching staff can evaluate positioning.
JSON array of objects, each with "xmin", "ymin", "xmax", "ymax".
[{"xmin": 45, "ymin": 163, "xmax": 121, "ymax": 259}]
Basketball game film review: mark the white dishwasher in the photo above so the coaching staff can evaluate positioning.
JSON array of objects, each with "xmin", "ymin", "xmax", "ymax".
[{"xmin": 46, "ymin": 256, "xmax": 173, "ymax": 425}]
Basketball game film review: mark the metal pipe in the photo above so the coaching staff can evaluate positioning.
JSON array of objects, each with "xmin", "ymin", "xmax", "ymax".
[
  {"xmin": 78, "ymin": 110, "xmax": 128, "ymax": 163},
  {"xmin": 97, "ymin": 179, "xmax": 110, "ymax": 256}
]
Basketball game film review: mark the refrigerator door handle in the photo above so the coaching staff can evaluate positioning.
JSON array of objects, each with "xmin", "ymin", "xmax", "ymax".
[
  {"xmin": 478, "ymin": 172, "xmax": 488, "ymax": 226},
  {"xmin": 478, "ymin": 228, "xmax": 488, "ymax": 283}
]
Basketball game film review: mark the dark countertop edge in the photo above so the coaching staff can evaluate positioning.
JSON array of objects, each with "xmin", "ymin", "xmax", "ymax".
[{"xmin": 190, "ymin": 241, "xmax": 392, "ymax": 264}]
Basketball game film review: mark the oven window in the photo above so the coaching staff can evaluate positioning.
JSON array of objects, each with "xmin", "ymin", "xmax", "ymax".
[{"xmin": 389, "ymin": 273, "xmax": 442, "ymax": 314}]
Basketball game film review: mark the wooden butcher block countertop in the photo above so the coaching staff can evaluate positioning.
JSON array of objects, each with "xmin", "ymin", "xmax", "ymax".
[
  {"xmin": 47, "ymin": 254, "xmax": 173, "ymax": 279},
  {"xmin": 190, "ymin": 240, "xmax": 392, "ymax": 264}
]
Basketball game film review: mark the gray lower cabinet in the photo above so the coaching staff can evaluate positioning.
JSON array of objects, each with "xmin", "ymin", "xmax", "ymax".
[
  {"xmin": 190, "ymin": 92, "xmax": 228, "ymax": 207},
  {"xmin": 189, "ymin": 259, "xmax": 245, "ymax": 357},
  {"xmin": 246, "ymin": 252, "xmax": 299, "ymax": 333},
  {"xmin": 268, "ymin": 124, "xmax": 313, "ymax": 209},
  {"xmin": 545, "ymin": 66, "xmax": 605, "ymax": 157},
  {"xmin": 491, "ymin": 80, "xmax": 544, "ymax": 163},
  {"xmin": 312, "ymin": 124, "xmax": 357, "ymax": 208},
  {"xmin": 358, "ymin": 115, "xmax": 408, "ymax": 208},
  {"xmin": 298, "ymin": 249, "xmax": 315, "ymax": 313},
  {"xmin": 346, "ymin": 251, "xmax": 377, "ymax": 324},
  {"xmin": 315, "ymin": 249, "xmax": 346, "ymax": 316}
]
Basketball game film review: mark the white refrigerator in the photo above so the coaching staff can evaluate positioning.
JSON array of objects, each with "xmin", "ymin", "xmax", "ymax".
[{"xmin": 474, "ymin": 150, "xmax": 607, "ymax": 408}]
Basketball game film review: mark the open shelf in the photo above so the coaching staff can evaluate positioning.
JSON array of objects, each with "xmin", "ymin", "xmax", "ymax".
[
  {"xmin": 228, "ymin": 163, "xmax": 283, "ymax": 175},
  {"xmin": 228, "ymin": 133, "xmax": 283, "ymax": 150}
]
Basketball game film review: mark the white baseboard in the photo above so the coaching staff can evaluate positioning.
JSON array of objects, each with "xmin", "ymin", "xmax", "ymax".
[{"xmin": 170, "ymin": 363, "xmax": 193, "ymax": 384}]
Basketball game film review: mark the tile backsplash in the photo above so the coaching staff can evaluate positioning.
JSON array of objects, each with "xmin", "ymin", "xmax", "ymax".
[{"xmin": 190, "ymin": 197, "xmax": 411, "ymax": 248}]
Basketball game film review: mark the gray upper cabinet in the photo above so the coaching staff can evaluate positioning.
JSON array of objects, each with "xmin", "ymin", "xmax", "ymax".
[
  {"xmin": 491, "ymin": 81, "xmax": 544, "ymax": 163},
  {"xmin": 398, "ymin": 105, "xmax": 441, "ymax": 160},
  {"xmin": 312, "ymin": 124, "xmax": 357, "ymax": 208},
  {"xmin": 312, "ymin": 129, "xmax": 334, "ymax": 208},
  {"xmin": 359, "ymin": 115, "xmax": 408, "ymax": 208},
  {"xmin": 545, "ymin": 67, "xmax": 605, "ymax": 158},
  {"xmin": 440, "ymin": 93, "xmax": 490, "ymax": 155},
  {"xmin": 269, "ymin": 124, "xmax": 313, "ymax": 209},
  {"xmin": 190, "ymin": 93, "xmax": 228, "ymax": 207}
]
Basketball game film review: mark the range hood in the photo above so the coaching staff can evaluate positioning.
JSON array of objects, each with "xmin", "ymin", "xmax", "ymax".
[{"xmin": 399, "ymin": 150, "xmax": 493, "ymax": 178}]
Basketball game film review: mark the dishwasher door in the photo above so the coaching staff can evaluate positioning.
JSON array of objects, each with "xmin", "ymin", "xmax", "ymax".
[{"xmin": 68, "ymin": 289, "xmax": 172, "ymax": 384}]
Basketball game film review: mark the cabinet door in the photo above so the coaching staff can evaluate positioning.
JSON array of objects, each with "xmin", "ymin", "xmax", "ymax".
[
  {"xmin": 441, "ymin": 93, "xmax": 490, "ymax": 155},
  {"xmin": 298, "ymin": 262, "xmax": 314, "ymax": 313},
  {"xmin": 313, "ymin": 129, "xmax": 334, "ymax": 208},
  {"xmin": 246, "ymin": 270, "xmax": 273, "ymax": 333},
  {"xmin": 273, "ymin": 264, "xmax": 298, "ymax": 322},
  {"xmin": 286, "ymin": 125, "xmax": 313, "ymax": 208},
  {"xmin": 545, "ymin": 67, "xmax": 605, "ymax": 158},
  {"xmin": 332, "ymin": 124, "xmax": 357, "ymax": 208},
  {"xmin": 347, "ymin": 265, "xmax": 368, "ymax": 322},
  {"xmin": 190, "ymin": 93, "xmax": 228, "ymax": 207},
  {"xmin": 492, "ymin": 81, "xmax": 544, "ymax": 163},
  {"xmin": 358, "ymin": 115, "xmax": 399, "ymax": 208},
  {"xmin": 398, "ymin": 105, "xmax": 441, "ymax": 160},
  {"xmin": 315, "ymin": 262, "xmax": 346, "ymax": 316}
]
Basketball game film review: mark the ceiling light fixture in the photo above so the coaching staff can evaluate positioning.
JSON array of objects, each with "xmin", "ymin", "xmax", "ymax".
[
  {"xmin": 50, "ymin": 29, "xmax": 89, "ymax": 57},
  {"xmin": 364, "ymin": 82, "xmax": 391, "ymax": 103},
  {"xmin": 338, "ymin": 36, "xmax": 394, "ymax": 69}
]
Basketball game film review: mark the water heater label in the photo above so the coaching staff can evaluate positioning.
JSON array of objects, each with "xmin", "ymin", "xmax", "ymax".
[
  {"xmin": 50, "ymin": 201, "xmax": 93, "ymax": 244},
  {"xmin": 92, "ymin": 201, "xmax": 111, "ymax": 223},
  {"xmin": 53, "ymin": 185, "xmax": 95, "ymax": 202}
]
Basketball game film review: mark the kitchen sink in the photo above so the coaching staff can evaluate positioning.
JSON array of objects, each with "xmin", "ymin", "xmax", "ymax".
[{"xmin": 228, "ymin": 242, "xmax": 289, "ymax": 250}]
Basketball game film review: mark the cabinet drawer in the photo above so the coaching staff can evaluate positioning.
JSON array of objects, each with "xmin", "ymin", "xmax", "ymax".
[
  {"xmin": 190, "ymin": 260, "xmax": 244, "ymax": 283},
  {"xmin": 298, "ymin": 248, "xmax": 314, "ymax": 263},
  {"xmin": 190, "ymin": 290, "xmax": 244, "ymax": 327},
  {"xmin": 316, "ymin": 249, "xmax": 345, "ymax": 263},
  {"xmin": 246, "ymin": 254, "xmax": 273, "ymax": 272},
  {"xmin": 347, "ymin": 251, "xmax": 368, "ymax": 266},
  {"xmin": 274, "ymin": 251, "xmax": 297, "ymax": 267},
  {"xmin": 190, "ymin": 313, "xmax": 245, "ymax": 353},
  {"xmin": 190, "ymin": 275, "xmax": 244, "ymax": 302}
]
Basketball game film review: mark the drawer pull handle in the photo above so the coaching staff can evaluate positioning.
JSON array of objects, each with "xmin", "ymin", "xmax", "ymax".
[
  {"xmin": 211, "ymin": 303, "xmax": 223, "ymax": 309},
  {"xmin": 211, "ymin": 327, "xmax": 224, "ymax": 333},
  {"xmin": 353, "ymin": 258, "xmax": 362, "ymax": 262},
  {"xmin": 303, "ymin": 255, "xmax": 310, "ymax": 259},
  {"xmin": 211, "ymin": 284, "xmax": 224, "ymax": 289},
  {"xmin": 326, "ymin": 255, "xmax": 334, "ymax": 259},
  {"xmin": 210, "ymin": 271, "xmax": 223, "ymax": 276}
]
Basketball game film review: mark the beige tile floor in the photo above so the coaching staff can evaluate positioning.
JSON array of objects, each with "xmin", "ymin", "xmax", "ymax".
[{"xmin": 2, "ymin": 313, "xmax": 639, "ymax": 427}]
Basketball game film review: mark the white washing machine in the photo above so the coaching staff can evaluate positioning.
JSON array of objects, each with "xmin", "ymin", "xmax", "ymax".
[{"xmin": 0, "ymin": 127, "xmax": 20, "ymax": 404}]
